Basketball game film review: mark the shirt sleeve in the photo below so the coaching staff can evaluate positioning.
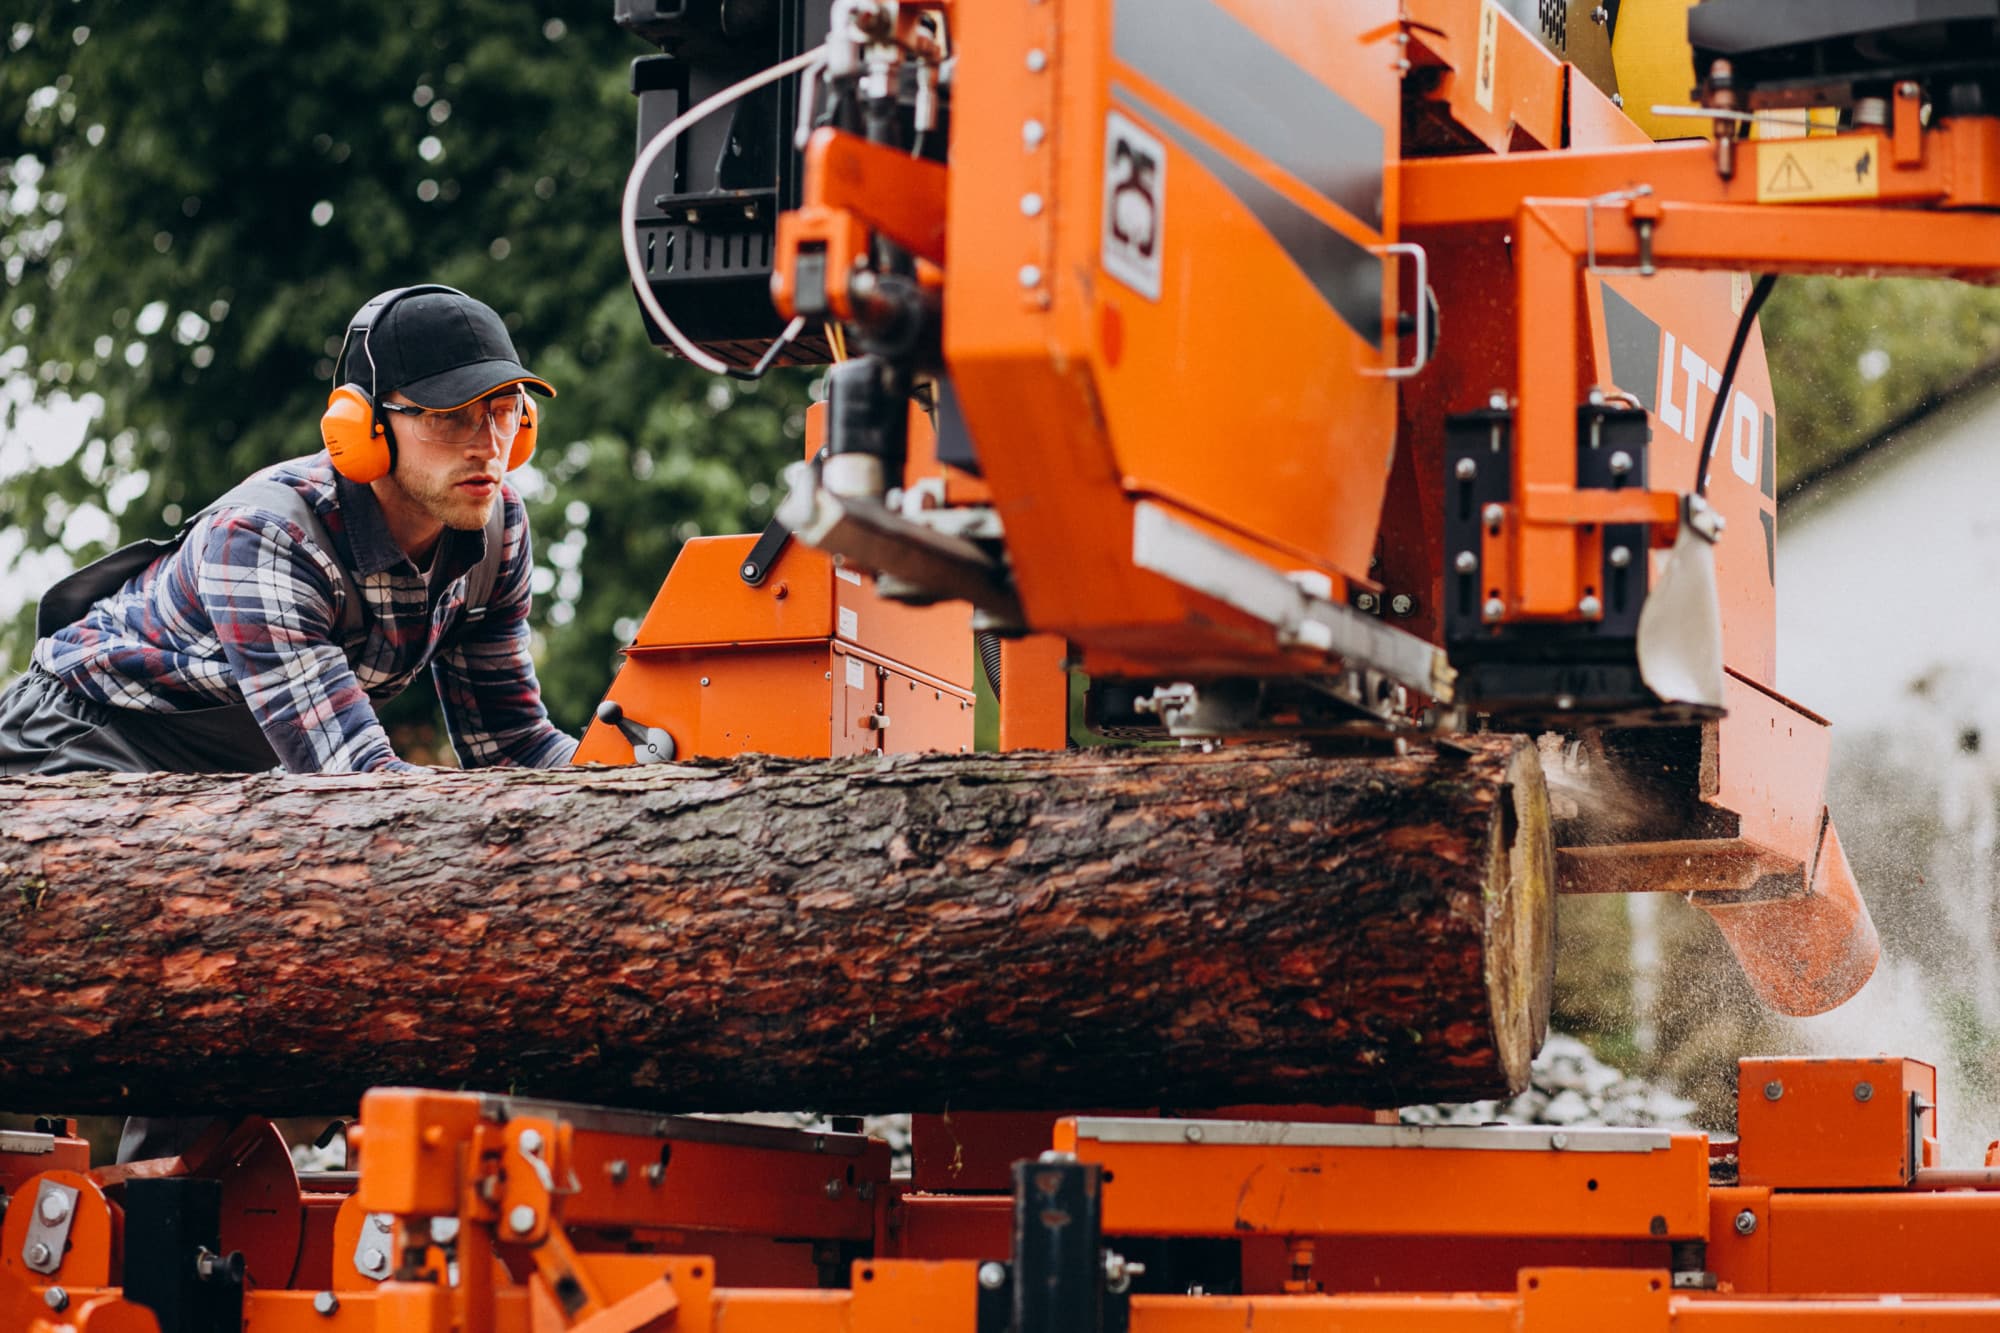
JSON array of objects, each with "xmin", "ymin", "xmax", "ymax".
[
  {"xmin": 197, "ymin": 510, "xmax": 419, "ymax": 774},
  {"xmin": 432, "ymin": 498, "xmax": 578, "ymax": 769}
]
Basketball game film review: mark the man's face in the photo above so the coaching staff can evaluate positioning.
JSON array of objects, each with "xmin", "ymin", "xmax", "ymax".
[{"xmin": 381, "ymin": 389, "xmax": 524, "ymax": 532}]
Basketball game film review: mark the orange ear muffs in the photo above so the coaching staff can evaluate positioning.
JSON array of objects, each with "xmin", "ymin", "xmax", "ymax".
[
  {"xmin": 322, "ymin": 384, "xmax": 393, "ymax": 484},
  {"xmin": 506, "ymin": 395, "xmax": 538, "ymax": 472}
]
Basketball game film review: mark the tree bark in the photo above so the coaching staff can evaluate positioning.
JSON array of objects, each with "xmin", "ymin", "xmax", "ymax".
[{"xmin": 0, "ymin": 739, "xmax": 1553, "ymax": 1116}]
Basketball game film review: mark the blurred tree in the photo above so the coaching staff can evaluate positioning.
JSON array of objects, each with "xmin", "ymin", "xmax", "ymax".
[
  {"xmin": 0, "ymin": 0, "xmax": 812, "ymax": 742},
  {"xmin": 1764, "ymin": 277, "xmax": 2000, "ymax": 492}
]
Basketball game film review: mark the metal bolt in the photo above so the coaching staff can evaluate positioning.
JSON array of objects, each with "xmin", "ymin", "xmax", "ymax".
[
  {"xmin": 1018, "ymin": 264, "xmax": 1043, "ymax": 288},
  {"xmin": 26, "ymin": 1242, "xmax": 51, "ymax": 1268},
  {"xmin": 607, "ymin": 1159, "xmax": 630, "ymax": 1184},
  {"xmin": 1764, "ymin": 1080, "xmax": 1784, "ymax": 1101},
  {"xmin": 1855, "ymin": 1082, "xmax": 1875, "ymax": 1103},
  {"xmin": 1025, "ymin": 48, "xmax": 1048, "ymax": 72},
  {"xmin": 44, "ymin": 1287, "xmax": 68, "ymax": 1313},
  {"xmin": 741, "ymin": 563, "xmax": 758, "ymax": 579},
  {"xmin": 1454, "ymin": 550, "xmax": 1478, "ymax": 574},
  {"xmin": 1389, "ymin": 594, "xmax": 1415, "ymax": 616},
  {"xmin": 518, "ymin": 1128, "xmax": 544, "ymax": 1156},
  {"xmin": 359, "ymin": 1247, "xmax": 388, "ymax": 1275},
  {"xmin": 1483, "ymin": 597, "xmax": 1506, "ymax": 621},
  {"xmin": 1354, "ymin": 592, "xmax": 1379, "ymax": 613},
  {"xmin": 825, "ymin": 1178, "xmax": 844, "ymax": 1200},
  {"xmin": 978, "ymin": 1261, "xmax": 1008, "ymax": 1290},
  {"xmin": 1023, "ymin": 119, "xmax": 1046, "ymax": 148},
  {"xmin": 1481, "ymin": 502, "xmax": 1504, "ymax": 527},
  {"xmin": 1020, "ymin": 193, "xmax": 1044, "ymax": 217},
  {"xmin": 1608, "ymin": 450, "xmax": 1634, "ymax": 477},
  {"xmin": 1611, "ymin": 93, "xmax": 1624, "ymax": 109},
  {"xmin": 1550, "ymin": 1132, "xmax": 1569, "ymax": 1150},
  {"xmin": 1734, "ymin": 1210, "xmax": 1758, "ymax": 1236},
  {"xmin": 1488, "ymin": 390, "xmax": 1508, "ymax": 411},
  {"xmin": 1578, "ymin": 595, "xmax": 1602, "ymax": 617},
  {"xmin": 645, "ymin": 1162, "xmax": 668, "ymax": 1186},
  {"xmin": 699, "ymin": 676, "xmax": 711, "ymax": 687},
  {"xmin": 1609, "ymin": 545, "xmax": 1632, "ymax": 568},
  {"xmin": 1454, "ymin": 457, "xmax": 1477, "ymax": 480},
  {"xmin": 313, "ymin": 1291, "xmax": 341, "ymax": 1316},
  {"xmin": 1184, "ymin": 1124, "xmax": 1204, "ymax": 1143},
  {"xmin": 39, "ymin": 1191, "xmax": 70, "ymax": 1225},
  {"xmin": 508, "ymin": 1205, "xmax": 538, "ymax": 1236}
]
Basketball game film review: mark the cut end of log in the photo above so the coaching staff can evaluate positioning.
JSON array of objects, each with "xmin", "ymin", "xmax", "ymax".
[{"xmin": 1483, "ymin": 740, "xmax": 1557, "ymax": 1092}]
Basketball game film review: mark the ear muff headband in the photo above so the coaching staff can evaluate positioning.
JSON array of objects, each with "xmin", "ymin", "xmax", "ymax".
[{"xmin": 319, "ymin": 284, "xmax": 469, "ymax": 483}]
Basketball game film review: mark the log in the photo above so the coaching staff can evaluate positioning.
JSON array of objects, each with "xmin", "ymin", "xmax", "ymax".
[{"xmin": 0, "ymin": 739, "xmax": 1553, "ymax": 1116}]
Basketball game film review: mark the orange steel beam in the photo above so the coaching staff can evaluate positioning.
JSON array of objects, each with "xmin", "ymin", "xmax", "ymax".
[{"xmin": 1054, "ymin": 1119, "xmax": 1711, "ymax": 1241}]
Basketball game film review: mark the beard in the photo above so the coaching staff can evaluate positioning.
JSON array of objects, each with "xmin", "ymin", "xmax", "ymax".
[{"xmin": 388, "ymin": 465, "xmax": 500, "ymax": 532}]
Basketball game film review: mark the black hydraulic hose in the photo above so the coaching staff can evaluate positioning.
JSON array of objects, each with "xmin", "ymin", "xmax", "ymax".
[
  {"xmin": 976, "ymin": 629, "xmax": 1004, "ymax": 700},
  {"xmin": 1693, "ymin": 273, "xmax": 1778, "ymax": 496}
]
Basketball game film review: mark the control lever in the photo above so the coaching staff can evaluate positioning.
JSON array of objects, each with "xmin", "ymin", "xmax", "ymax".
[{"xmin": 595, "ymin": 700, "xmax": 678, "ymax": 764}]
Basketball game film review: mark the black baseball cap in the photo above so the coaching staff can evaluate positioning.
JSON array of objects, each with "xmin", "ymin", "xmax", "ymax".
[{"xmin": 352, "ymin": 287, "xmax": 555, "ymax": 409}]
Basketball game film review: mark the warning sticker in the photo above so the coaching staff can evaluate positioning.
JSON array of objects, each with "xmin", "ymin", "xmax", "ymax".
[
  {"xmin": 838, "ymin": 607, "xmax": 858, "ymax": 640},
  {"xmin": 1474, "ymin": 1, "xmax": 1500, "ymax": 114},
  {"xmin": 846, "ymin": 656, "xmax": 866, "ymax": 691},
  {"xmin": 1103, "ymin": 110, "xmax": 1165, "ymax": 301},
  {"xmin": 1755, "ymin": 137, "xmax": 1879, "ymax": 203}
]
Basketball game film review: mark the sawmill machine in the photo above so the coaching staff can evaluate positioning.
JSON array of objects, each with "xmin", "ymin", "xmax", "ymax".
[{"xmin": 16, "ymin": 1, "xmax": 2000, "ymax": 1329}]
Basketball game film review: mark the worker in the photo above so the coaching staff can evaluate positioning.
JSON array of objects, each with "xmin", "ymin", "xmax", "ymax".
[
  {"xmin": 0, "ymin": 285, "xmax": 581, "ymax": 1163},
  {"xmin": 0, "ymin": 284, "xmax": 579, "ymax": 777}
]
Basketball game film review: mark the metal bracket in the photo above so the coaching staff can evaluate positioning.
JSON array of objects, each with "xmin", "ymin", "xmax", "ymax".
[
  {"xmin": 1131, "ymin": 502, "xmax": 1455, "ymax": 703},
  {"xmin": 1365, "ymin": 241, "xmax": 1432, "ymax": 379},
  {"xmin": 352, "ymin": 1212, "xmax": 394, "ymax": 1283},
  {"xmin": 22, "ymin": 1178, "xmax": 78, "ymax": 1275}
]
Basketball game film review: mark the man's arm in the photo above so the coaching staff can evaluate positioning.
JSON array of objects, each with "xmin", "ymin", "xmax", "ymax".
[
  {"xmin": 431, "ymin": 498, "xmax": 578, "ymax": 768},
  {"xmin": 198, "ymin": 511, "xmax": 419, "ymax": 773}
]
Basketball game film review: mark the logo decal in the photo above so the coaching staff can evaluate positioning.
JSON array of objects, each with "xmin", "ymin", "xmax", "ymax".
[{"xmin": 1103, "ymin": 111, "xmax": 1165, "ymax": 301}]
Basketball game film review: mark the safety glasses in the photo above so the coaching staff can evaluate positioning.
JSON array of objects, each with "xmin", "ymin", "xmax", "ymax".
[{"xmin": 382, "ymin": 391, "xmax": 526, "ymax": 445}]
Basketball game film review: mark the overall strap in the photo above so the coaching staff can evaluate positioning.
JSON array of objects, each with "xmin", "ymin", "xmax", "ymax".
[{"xmin": 196, "ymin": 475, "xmax": 366, "ymax": 638}]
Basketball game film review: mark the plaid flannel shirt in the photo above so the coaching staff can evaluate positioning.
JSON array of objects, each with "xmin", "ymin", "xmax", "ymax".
[{"xmin": 36, "ymin": 452, "xmax": 578, "ymax": 774}]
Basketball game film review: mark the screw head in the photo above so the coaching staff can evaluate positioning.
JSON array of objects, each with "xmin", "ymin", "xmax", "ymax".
[
  {"xmin": 1734, "ymin": 1209, "xmax": 1758, "ymax": 1236},
  {"xmin": 699, "ymin": 676, "xmax": 711, "ymax": 687},
  {"xmin": 517, "ymin": 1128, "xmax": 544, "ymax": 1156},
  {"xmin": 1855, "ymin": 1081, "xmax": 1875, "ymax": 1103},
  {"xmin": 741, "ymin": 563, "xmax": 758, "ymax": 579},
  {"xmin": 44, "ymin": 1286, "xmax": 68, "ymax": 1313},
  {"xmin": 1550, "ymin": 1132, "xmax": 1569, "ymax": 1150},
  {"xmin": 1454, "ymin": 457, "xmax": 1477, "ymax": 481},
  {"xmin": 1025, "ymin": 48, "xmax": 1048, "ymax": 72},
  {"xmin": 825, "ymin": 1178, "xmax": 844, "ymax": 1199},
  {"xmin": 1764, "ymin": 1080, "xmax": 1784, "ymax": 1101},
  {"xmin": 1609, "ymin": 545, "xmax": 1632, "ymax": 568},
  {"xmin": 1184, "ymin": 1124, "xmax": 1204, "ymax": 1143},
  {"xmin": 1454, "ymin": 550, "xmax": 1478, "ymax": 574},
  {"xmin": 1020, "ymin": 193, "xmax": 1044, "ymax": 217},
  {"xmin": 1608, "ymin": 450, "xmax": 1634, "ymax": 477},
  {"xmin": 508, "ymin": 1204, "xmax": 538, "ymax": 1236},
  {"xmin": 1483, "ymin": 597, "xmax": 1506, "ymax": 622},
  {"xmin": 1018, "ymin": 264, "xmax": 1043, "ymax": 288},
  {"xmin": 359, "ymin": 1247, "xmax": 388, "ymax": 1275},
  {"xmin": 1488, "ymin": 390, "xmax": 1509, "ymax": 411},
  {"xmin": 1578, "ymin": 594, "xmax": 1602, "ymax": 618},
  {"xmin": 607, "ymin": 1159, "xmax": 630, "ymax": 1184},
  {"xmin": 1354, "ymin": 592, "xmax": 1379, "ymax": 613},
  {"xmin": 1022, "ymin": 119, "xmax": 1046, "ymax": 147},
  {"xmin": 1481, "ymin": 502, "xmax": 1505, "ymax": 527},
  {"xmin": 978, "ymin": 1261, "xmax": 1008, "ymax": 1290},
  {"xmin": 26, "ymin": 1242, "xmax": 51, "ymax": 1268},
  {"xmin": 314, "ymin": 1291, "xmax": 341, "ymax": 1316},
  {"xmin": 38, "ymin": 1191, "xmax": 70, "ymax": 1225},
  {"xmin": 1390, "ymin": 594, "xmax": 1415, "ymax": 616}
]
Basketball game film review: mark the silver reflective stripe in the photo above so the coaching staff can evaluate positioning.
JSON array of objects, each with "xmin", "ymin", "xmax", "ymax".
[
  {"xmin": 1071, "ymin": 1117, "xmax": 1673, "ymax": 1154},
  {"xmin": 1114, "ymin": 0, "xmax": 1385, "ymax": 228}
]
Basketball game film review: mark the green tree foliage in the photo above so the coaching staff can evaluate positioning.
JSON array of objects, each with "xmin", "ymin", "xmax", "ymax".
[
  {"xmin": 1763, "ymin": 276, "xmax": 2000, "ymax": 492},
  {"xmin": 0, "ymin": 0, "xmax": 811, "ymax": 739}
]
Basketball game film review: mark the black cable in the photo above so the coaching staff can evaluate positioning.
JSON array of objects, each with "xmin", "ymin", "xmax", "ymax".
[
  {"xmin": 1693, "ymin": 273, "xmax": 1778, "ymax": 496},
  {"xmin": 725, "ymin": 316, "xmax": 806, "ymax": 382}
]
